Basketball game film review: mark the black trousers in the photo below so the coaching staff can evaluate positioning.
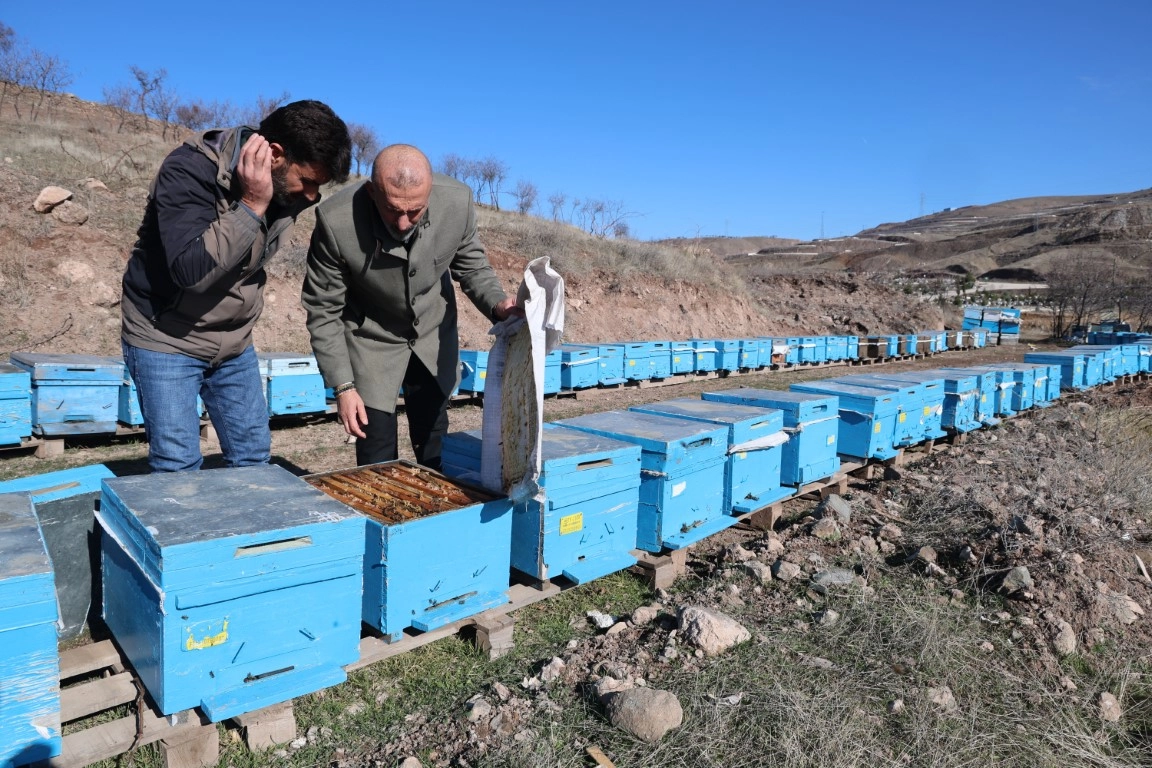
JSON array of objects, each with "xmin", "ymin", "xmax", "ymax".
[{"xmin": 356, "ymin": 355, "xmax": 449, "ymax": 470}]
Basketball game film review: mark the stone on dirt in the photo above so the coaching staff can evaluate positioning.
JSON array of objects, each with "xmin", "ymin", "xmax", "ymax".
[
  {"xmin": 34, "ymin": 185, "xmax": 72, "ymax": 212},
  {"xmin": 678, "ymin": 606, "xmax": 751, "ymax": 656},
  {"xmin": 605, "ymin": 687, "xmax": 684, "ymax": 742},
  {"xmin": 816, "ymin": 494, "xmax": 853, "ymax": 523}
]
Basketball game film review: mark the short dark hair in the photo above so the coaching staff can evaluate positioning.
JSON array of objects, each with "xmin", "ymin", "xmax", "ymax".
[{"xmin": 259, "ymin": 100, "xmax": 351, "ymax": 184}]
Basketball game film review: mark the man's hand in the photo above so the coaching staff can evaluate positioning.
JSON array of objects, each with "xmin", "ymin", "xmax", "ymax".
[
  {"xmin": 492, "ymin": 296, "xmax": 524, "ymax": 320},
  {"xmin": 336, "ymin": 388, "xmax": 368, "ymax": 439},
  {"xmin": 237, "ymin": 133, "xmax": 275, "ymax": 217}
]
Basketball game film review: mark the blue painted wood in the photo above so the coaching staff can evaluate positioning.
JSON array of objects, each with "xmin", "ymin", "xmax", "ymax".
[
  {"xmin": 306, "ymin": 462, "xmax": 512, "ymax": 640},
  {"xmin": 559, "ymin": 345, "xmax": 600, "ymax": 389},
  {"xmin": 605, "ymin": 342, "xmax": 651, "ymax": 382},
  {"xmin": 669, "ymin": 343, "xmax": 696, "ymax": 375},
  {"xmin": 257, "ymin": 353, "xmax": 327, "ymax": 416},
  {"xmin": 9, "ymin": 353, "xmax": 122, "ymax": 436},
  {"xmin": 867, "ymin": 369, "xmax": 982, "ymax": 432},
  {"xmin": 785, "ymin": 337, "xmax": 801, "ymax": 365},
  {"xmin": 0, "ymin": 465, "xmax": 114, "ymax": 641},
  {"xmin": 459, "ymin": 350, "xmax": 489, "ymax": 393},
  {"xmin": 555, "ymin": 410, "xmax": 730, "ymax": 552},
  {"xmin": 647, "ymin": 342, "xmax": 672, "ymax": 379},
  {"xmin": 689, "ymin": 339, "xmax": 719, "ymax": 372},
  {"xmin": 1024, "ymin": 352, "xmax": 1091, "ymax": 390},
  {"xmin": 0, "ymin": 364, "xmax": 32, "ymax": 446},
  {"xmin": 628, "ymin": 398, "xmax": 790, "ymax": 514},
  {"xmin": 0, "ymin": 493, "xmax": 62, "ymax": 764},
  {"xmin": 442, "ymin": 426, "xmax": 641, "ymax": 583},
  {"xmin": 789, "ymin": 381, "xmax": 900, "ymax": 460},
  {"xmin": 544, "ymin": 350, "xmax": 562, "ymax": 395},
  {"xmin": 737, "ymin": 339, "xmax": 760, "ymax": 370},
  {"xmin": 99, "ymin": 465, "xmax": 364, "ymax": 721},
  {"xmin": 712, "ymin": 340, "xmax": 741, "ymax": 372},
  {"xmin": 835, "ymin": 374, "xmax": 947, "ymax": 442},
  {"xmin": 587, "ymin": 343, "xmax": 626, "ymax": 385},
  {"xmin": 986, "ymin": 362, "xmax": 1061, "ymax": 407},
  {"xmin": 846, "ymin": 336, "xmax": 860, "ymax": 359},
  {"xmin": 825, "ymin": 336, "xmax": 847, "ymax": 362},
  {"xmin": 796, "ymin": 337, "xmax": 819, "ymax": 364},
  {"xmin": 700, "ymin": 390, "xmax": 840, "ymax": 486}
]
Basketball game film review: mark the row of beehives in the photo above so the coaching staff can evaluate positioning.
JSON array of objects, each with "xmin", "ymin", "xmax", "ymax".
[
  {"xmin": 8, "ymin": 339, "xmax": 1130, "ymax": 765},
  {"xmin": 0, "ymin": 330, "xmax": 987, "ymax": 447}
]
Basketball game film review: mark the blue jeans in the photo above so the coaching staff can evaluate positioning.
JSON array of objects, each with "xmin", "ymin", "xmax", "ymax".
[{"xmin": 123, "ymin": 342, "xmax": 271, "ymax": 472}]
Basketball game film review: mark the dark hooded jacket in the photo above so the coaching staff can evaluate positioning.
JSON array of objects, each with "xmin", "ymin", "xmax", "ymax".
[{"xmin": 121, "ymin": 126, "xmax": 311, "ymax": 363}]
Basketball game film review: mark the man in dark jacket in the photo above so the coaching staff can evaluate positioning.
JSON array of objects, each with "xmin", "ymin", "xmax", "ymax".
[{"xmin": 122, "ymin": 100, "xmax": 351, "ymax": 472}]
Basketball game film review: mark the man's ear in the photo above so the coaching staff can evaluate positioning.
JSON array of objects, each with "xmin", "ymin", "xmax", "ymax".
[{"xmin": 269, "ymin": 142, "xmax": 285, "ymax": 164}]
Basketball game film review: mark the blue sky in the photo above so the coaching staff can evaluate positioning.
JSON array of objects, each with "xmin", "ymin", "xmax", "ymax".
[{"xmin": 5, "ymin": 1, "xmax": 1150, "ymax": 241}]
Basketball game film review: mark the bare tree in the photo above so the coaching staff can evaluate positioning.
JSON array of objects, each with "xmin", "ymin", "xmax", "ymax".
[
  {"xmin": 129, "ymin": 66, "xmax": 167, "ymax": 130},
  {"xmin": 440, "ymin": 153, "xmax": 465, "ymax": 180},
  {"xmin": 146, "ymin": 79, "xmax": 180, "ymax": 139},
  {"xmin": 476, "ymin": 156, "xmax": 507, "ymax": 209},
  {"xmin": 0, "ymin": 25, "xmax": 27, "ymax": 118},
  {"xmin": 347, "ymin": 122, "xmax": 380, "ymax": 176},
  {"xmin": 548, "ymin": 192, "xmax": 567, "ymax": 222},
  {"xmin": 238, "ymin": 91, "xmax": 291, "ymax": 125},
  {"xmin": 103, "ymin": 85, "xmax": 138, "ymax": 132},
  {"xmin": 511, "ymin": 180, "xmax": 538, "ymax": 215},
  {"xmin": 25, "ymin": 50, "xmax": 72, "ymax": 121},
  {"xmin": 577, "ymin": 198, "xmax": 635, "ymax": 238},
  {"xmin": 174, "ymin": 98, "xmax": 235, "ymax": 131},
  {"xmin": 1046, "ymin": 255, "xmax": 1115, "ymax": 338}
]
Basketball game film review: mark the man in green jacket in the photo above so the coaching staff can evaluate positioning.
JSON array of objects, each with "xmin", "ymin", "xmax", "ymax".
[{"xmin": 302, "ymin": 144, "xmax": 519, "ymax": 468}]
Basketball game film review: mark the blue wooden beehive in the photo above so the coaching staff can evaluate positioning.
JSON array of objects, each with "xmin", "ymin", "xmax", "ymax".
[
  {"xmin": 0, "ymin": 493, "xmax": 62, "ymax": 765},
  {"xmin": 99, "ymin": 465, "xmax": 365, "ymax": 722},
  {"xmin": 689, "ymin": 339, "xmax": 719, "ymax": 372},
  {"xmin": 306, "ymin": 461, "xmax": 512, "ymax": 641},
  {"xmin": 825, "ymin": 336, "xmax": 847, "ymax": 362},
  {"xmin": 962, "ymin": 366, "xmax": 1017, "ymax": 417},
  {"xmin": 701, "ymin": 390, "xmax": 840, "ymax": 486},
  {"xmin": 555, "ymin": 410, "xmax": 730, "ymax": 552},
  {"xmin": 559, "ymin": 344, "xmax": 600, "ymax": 390},
  {"xmin": 257, "ymin": 353, "xmax": 326, "ymax": 416},
  {"xmin": 831, "ymin": 375, "xmax": 927, "ymax": 446},
  {"xmin": 544, "ymin": 350, "xmax": 562, "ymax": 395},
  {"xmin": 738, "ymin": 339, "xmax": 760, "ymax": 370},
  {"xmin": 459, "ymin": 350, "xmax": 489, "ymax": 393},
  {"xmin": 983, "ymin": 364, "xmax": 1036, "ymax": 411},
  {"xmin": 713, "ymin": 339, "xmax": 742, "ymax": 372},
  {"xmin": 755, "ymin": 338, "xmax": 773, "ymax": 366},
  {"xmin": 934, "ymin": 367, "xmax": 1000, "ymax": 426},
  {"xmin": 0, "ymin": 465, "xmax": 114, "ymax": 642},
  {"xmin": 790, "ymin": 380, "xmax": 900, "ymax": 460},
  {"xmin": 764, "ymin": 337, "xmax": 790, "ymax": 366},
  {"xmin": 0, "ymin": 363, "xmax": 32, "ymax": 446},
  {"xmin": 866, "ymin": 370, "xmax": 981, "ymax": 433},
  {"xmin": 587, "ymin": 343, "xmax": 626, "ymax": 385},
  {"xmin": 646, "ymin": 341, "xmax": 672, "ymax": 379},
  {"xmin": 843, "ymin": 373, "xmax": 948, "ymax": 442},
  {"xmin": 10, "ymin": 353, "xmax": 122, "ymax": 436},
  {"xmin": 441, "ymin": 426, "xmax": 641, "ymax": 584},
  {"xmin": 609, "ymin": 342, "xmax": 651, "ymax": 382},
  {"xmin": 884, "ymin": 335, "xmax": 899, "ymax": 357},
  {"xmin": 1024, "ymin": 352, "xmax": 1091, "ymax": 390},
  {"xmin": 785, "ymin": 337, "xmax": 802, "ymax": 365},
  {"xmin": 629, "ymin": 398, "xmax": 790, "ymax": 514},
  {"xmin": 846, "ymin": 336, "xmax": 860, "ymax": 359},
  {"xmin": 669, "ymin": 343, "xmax": 696, "ymax": 375}
]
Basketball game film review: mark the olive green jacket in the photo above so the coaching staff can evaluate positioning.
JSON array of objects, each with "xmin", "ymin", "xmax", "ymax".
[{"xmin": 302, "ymin": 175, "xmax": 506, "ymax": 412}]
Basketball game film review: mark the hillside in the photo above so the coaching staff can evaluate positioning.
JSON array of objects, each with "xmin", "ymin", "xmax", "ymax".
[{"xmin": 0, "ymin": 92, "xmax": 945, "ymax": 361}]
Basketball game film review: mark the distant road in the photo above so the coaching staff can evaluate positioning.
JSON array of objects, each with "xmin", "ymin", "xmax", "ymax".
[{"xmin": 967, "ymin": 281, "xmax": 1047, "ymax": 293}]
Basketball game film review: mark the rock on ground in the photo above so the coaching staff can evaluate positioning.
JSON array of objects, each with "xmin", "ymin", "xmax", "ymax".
[
  {"xmin": 605, "ymin": 687, "xmax": 684, "ymax": 742},
  {"xmin": 678, "ymin": 606, "xmax": 751, "ymax": 656}
]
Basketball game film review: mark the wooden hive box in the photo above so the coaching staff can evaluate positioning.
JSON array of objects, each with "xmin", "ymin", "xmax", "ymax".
[
  {"xmin": 0, "ymin": 464, "xmax": 114, "ymax": 642},
  {"xmin": 0, "ymin": 492, "xmax": 62, "ymax": 765},
  {"xmin": 442, "ymin": 425, "xmax": 642, "ymax": 585},
  {"xmin": 669, "ymin": 343, "xmax": 696, "ymax": 375},
  {"xmin": 838, "ymin": 374, "xmax": 946, "ymax": 444},
  {"xmin": 458, "ymin": 350, "xmax": 489, "ymax": 393},
  {"xmin": 688, "ymin": 339, "xmax": 719, "ymax": 373},
  {"xmin": 544, "ymin": 350, "xmax": 562, "ymax": 395},
  {"xmin": 790, "ymin": 380, "xmax": 901, "ymax": 461},
  {"xmin": 607, "ymin": 342, "xmax": 651, "ymax": 382},
  {"xmin": 737, "ymin": 338, "xmax": 760, "ymax": 370},
  {"xmin": 555, "ymin": 410, "xmax": 729, "ymax": 553},
  {"xmin": 629, "ymin": 398, "xmax": 791, "ymax": 514},
  {"xmin": 98, "ymin": 465, "xmax": 365, "ymax": 722},
  {"xmin": 257, "ymin": 352, "xmax": 326, "ymax": 416},
  {"xmin": 305, "ymin": 461, "xmax": 512, "ymax": 642},
  {"xmin": 9, "ymin": 353, "xmax": 123, "ymax": 437},
  {"xmin": 866, "ymin": 370, "xmax": 982, "ymax": 433},
  {"xmin": 559, "ymin": 345, "xmax": 601, "ymax": 390},
  {"xmin": 0, "ymin": 363, "xmax": 32, "ymax": 446},
  {"xmin": 647, "ymin": 341, "xmax": 673, "ymax": 379},
  {"xmin": 702, "ymin": 390, "xmax": 841, "ymax": 486}
]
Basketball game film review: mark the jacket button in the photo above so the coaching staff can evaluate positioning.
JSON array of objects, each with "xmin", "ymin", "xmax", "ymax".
[
  {"xmin": 413, "ymin": 318, "xmax": 420, "ymax": 327},
  {"xmin": 409, "ymin": 269, "xmax": 416, "ymax": 277}
]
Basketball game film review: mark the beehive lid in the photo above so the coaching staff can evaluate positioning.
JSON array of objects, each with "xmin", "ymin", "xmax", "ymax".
[
  {"xmin": 702, "ymin": 389, "xmax": 838, "ymax": 426},
  {"xmin": 9, "ymin": 352, "xmax": 124, "ymax": 382},
  {"xmin": 628, "ymin": 397, "xmax": 784, "ymax": 443},
  {"xmin": 557, "ymin": 409, "xmax": 727, "ymax": 465},
  {"xmin": 0, "ymin": 492, "xmax": 53, "ymax": 581}
]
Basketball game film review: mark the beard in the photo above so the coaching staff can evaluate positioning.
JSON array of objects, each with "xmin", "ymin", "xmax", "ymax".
[
  {"xmin": 383, "ymin": 217, "xmax": 420, "ymax": 243},
  {"xmin": 270, "ymin": 163, "xmax": 292, "ymax": 206}
]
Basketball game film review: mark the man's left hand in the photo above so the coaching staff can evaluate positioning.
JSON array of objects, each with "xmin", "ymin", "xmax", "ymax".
[{"xmin": 493, "ymin": 297, "xmax": 524, "ymax": 320}]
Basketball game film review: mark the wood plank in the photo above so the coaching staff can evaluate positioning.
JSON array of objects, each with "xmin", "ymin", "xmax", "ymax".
[
  {"xmin": 58, "ymin": 640, "xmax": 122, "ymax": 681},
  {"xmin": 586, "ymin": 745, "xmax": 617, "ymax": 767},
  {"xmin": 45, "ymin": 708, "xmax": 206, "ymax": 768},
  {"xmin": 60, "ymin": 672, "xmax": 137, "ymax": 723}
]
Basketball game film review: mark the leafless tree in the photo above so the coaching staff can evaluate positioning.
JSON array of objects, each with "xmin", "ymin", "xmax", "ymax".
[
  {"xmin": 548, "ymin": 192, "xmax": 567, "ymax": 222},
  {"xmin": 25, "ymin": 50, "xmax": 72, "ymax": 121},
  {"xmin": 440, "ymin": 153, "xmax": 465, "ymax": 180},
  {"xmin": 511, "ymin": 180, "xmax": 538, "ymax": 215},
  {"xmin": 0, "ymin": 22, "xmax": 21, "ymax": 117},
  {"xmin": 475, "ymin": 156, "xmax": 507, "ymax": 209},
  {"xmin": 577, "ymin": 198, "xmax": 635, "ymax": 238},
  {"xmin": 146, "ymin": 79, "xmax": 180, "ymax": 139},
  {"xmin": 128, "ymin": 66, "xmax": 167, "ymax": 130},
  {"xmin": 347, "ymin": 122, "xmax": 380, "ymax": 176},
  {"xmin": 103, "ymin": 85, "xmax": 138, "ymax": 132},
  {"xmin": 174, "ymin": 99, "xmax": 235, "ymax": 131},
  {"xmin": 237, "ymin": 91, "xmax": 291, "ymax": 125},
  {"xmin": 1046, "ymin": 255, "xmax": 1115, "ymax": 338}
]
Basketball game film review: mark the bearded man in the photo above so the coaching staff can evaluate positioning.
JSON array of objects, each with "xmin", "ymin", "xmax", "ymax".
[{"xmin": 121, "ymin": 100, "xmax": 351, "ymax": 472}]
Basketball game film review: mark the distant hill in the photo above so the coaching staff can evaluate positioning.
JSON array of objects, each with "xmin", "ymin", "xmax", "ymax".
[{"xmin": 728, "ymin": 190, "xmax": 1152, "ymax": 281}]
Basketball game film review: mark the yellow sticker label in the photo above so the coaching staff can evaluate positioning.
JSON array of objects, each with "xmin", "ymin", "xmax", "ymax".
[
  {"xmin": 673, "ymin": 356, "xmax": 681, "ymax": 363},
  {"xmin": 899, "ymin": 413, "xmax": 906, "ymax": 422},
  {"xmin": 827, "ymin": 434, "xmax": 835, "ymax": 445},
  {"xmin": 185, "ymin": 619, "xmax": 229, "ymax": 651},
  {"xmin": 922, "ymin": 406, "xmax": 931, "ymax": 416},
  {"xmin": 874, "ymin": 422, "xmax": 882, "ymax": 433},
  {"xmin": 479, "ymin": 371, "xmax": 486, "ymax": 379},
  {"xmin": 981, "ymin": 395, "xmax": 987, "ymax": 402},
  {"xmin": 628, "ymin": 360, "xmax": 636, "ymax": 367},
  {"xmin": 559, "ymin": 512, "xmax": 583, "ymax": 535}
]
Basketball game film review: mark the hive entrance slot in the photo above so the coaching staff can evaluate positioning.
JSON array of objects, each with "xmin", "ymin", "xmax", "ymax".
[
  {"xmin": 234, "ymin": 536, "xmax": 312, "ymax": 557},
  {"xmin": 577, "ymin": 459, "xmax": 613, "ymax": 471}
]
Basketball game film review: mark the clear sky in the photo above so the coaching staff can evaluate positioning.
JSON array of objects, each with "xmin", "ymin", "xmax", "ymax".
[{"xmin": 4, "ymin": 1, "xmax": 1150, "ymax": 241}]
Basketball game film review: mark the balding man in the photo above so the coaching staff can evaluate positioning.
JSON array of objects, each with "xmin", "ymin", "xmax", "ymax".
[{"xmin": 302, "ymin": 144, "xmax": 519, "ymax": 468}]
